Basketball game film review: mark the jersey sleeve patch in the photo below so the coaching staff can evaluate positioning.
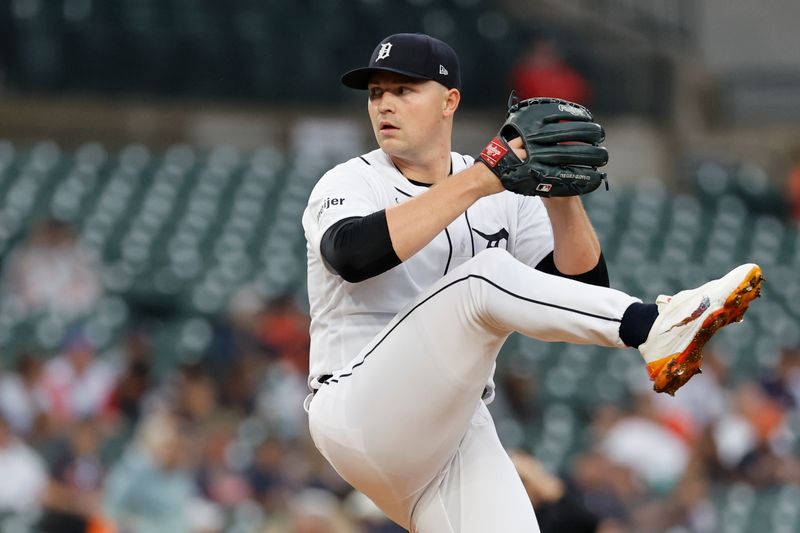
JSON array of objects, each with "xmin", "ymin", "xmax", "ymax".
[
  {"xmin": 314, "ymin": 197, "xmax": 347, "ymax": 224},
  {"xmin": 303, "ymin": 164, "xmax": 383, "ymax": 256}
]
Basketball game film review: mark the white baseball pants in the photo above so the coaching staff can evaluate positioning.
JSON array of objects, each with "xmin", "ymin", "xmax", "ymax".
[{"xmin": 307, "ymin": 248, "xmax": 639, "ymax": 532}]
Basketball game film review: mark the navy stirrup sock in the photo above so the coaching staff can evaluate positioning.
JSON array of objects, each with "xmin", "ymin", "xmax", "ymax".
[{"xmin": 619, "ymin": 303, "xmax": 659, "ymax": 348}]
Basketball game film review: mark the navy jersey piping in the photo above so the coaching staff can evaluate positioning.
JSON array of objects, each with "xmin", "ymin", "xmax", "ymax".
[
  {"xmin": 393, "ymin": 186, "xmax": 453, "ymax": 275},
  {"xmin": 443, "ymin": 228, "xmax": 453, "ymax": 275},
  {"xmin": 464, "ymin": 209, "xmax": 475, "ymax": 256}
]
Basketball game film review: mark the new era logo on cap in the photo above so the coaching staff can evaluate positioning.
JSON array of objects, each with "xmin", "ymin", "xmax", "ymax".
[{"xmin": 341, "ymin": 33, "xmax": 461, "ymax": 91}]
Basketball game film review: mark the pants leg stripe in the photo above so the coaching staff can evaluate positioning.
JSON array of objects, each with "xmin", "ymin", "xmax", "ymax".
[{"xmin": 324, "ymin": 274, "xmax": 621, "ymax": 385}]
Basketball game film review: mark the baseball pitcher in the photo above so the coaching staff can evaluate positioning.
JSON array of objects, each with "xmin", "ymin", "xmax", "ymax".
[{"xmin": 302, "ymin": 33, "xmax": 763, "ymax": 532}]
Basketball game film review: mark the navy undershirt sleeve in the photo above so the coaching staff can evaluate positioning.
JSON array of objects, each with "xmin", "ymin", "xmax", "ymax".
[
  {"xmin": 320, "ymin": 211, "xmax": 401, "ymax": 283},
  {"xmin": 535, "ymin": 251, "xmax": 610, "ymax": 287}
]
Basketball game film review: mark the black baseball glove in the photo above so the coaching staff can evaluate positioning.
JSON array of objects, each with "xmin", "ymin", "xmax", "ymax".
[{"xmin": 478, "ymin": 96, "xmax": 608, "ymax": 197}]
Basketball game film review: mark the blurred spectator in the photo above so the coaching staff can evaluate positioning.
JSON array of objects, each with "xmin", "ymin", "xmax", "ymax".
[
  {"xmin": 196, "ymin": 419, "xmax": 252, "ymax": 507},
  {"xmin": 713, "ymin": 379, "xmax": 800, "ymax": 487},
  {"xmin": 666, "ymin": 469, "xmax": 718, "ymax": 533},
  {"xmin": 107, "ymin": 358, "xmax": 151, "ymax": 426},
  {"xmin": 256, "ymin": 361, "xmax": 309, "ymax": 441},
  {"xmin": 498, "ymin": 361, "xmax": 540, "ymax": 424},
  {"xmin": 0, "ymin": 353, "xmax": 48, "ymax": 436},
  {"xmin": 277, "ymin": 487, "xmax": 353, "ymax": 533},
  {"xmin": 39, "ymin": 332, "xmax": 119, "ymax": 426},
  {"xmin": 787, "ymin": 149, "xmax": 800, "ymax": 224},
  {"xmin": 36, "ymin": 417, "xmax": 113, "ymax": 533},
  {"xmin": 219, "ymin": 356, "xmax": 262, "ymax": 414},
  {"xmin": 173, "ymin": 362, "xmax": 244, "ymax": 430},
  {"xmin": 571, "ymin": 448, "xmax": 640, "ymax": 527},
  {"xmin": 105, "ymin": 326, "xmax": 160, "ymax": 427},
  {"xmin": 598, "ymin": 394, "xmax": 690, "ymax": 493},
  {"xmin": 243, "ymin": 294, "xmax": 312, "ymax": 441},
  {"xmin": 510, "ymin": 39, "xmax": 591, "ymax": 105},
  {"xmin": 248, "ymin": 439, "xmax": 292, "ymax": 514},
  {"xmin": 103, "ymin": 410, "xmax": 201, "ymax": 533},
  {"xmin": 257, "ymin": 295, "xmax": 311, "ymax": 374},
  {"xmin": 511, "ymin": 450, "xmax": 599, "ymax": 533},
  {"xmin": 708, "ymin": 384, "xmax": 761, "ymax": 475},
  {"xmin": 224, "ymin": 285, "xmax": 272, "ymax": 359},
  {"xmin": 0, "ymin": 415, "xmax": 48, "ymax": 513},
  {"xmin": 650, "ymin": 348, "xmax": 729, "ymax": 442},
  {"xmin": 0, "ymin": 217, "xmax": 102, "ymax": 317},
  {"xmin": 343, "ymin": 490, "xmax": 405, "ymax": 533},
  {"xmin": 760, "ymin": 345, "xmax": 800, "ymax": 409}
]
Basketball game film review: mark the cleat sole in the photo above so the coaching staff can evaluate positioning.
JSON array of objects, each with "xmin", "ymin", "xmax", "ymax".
[{"xmin": 647, "ymin": 265, "xmax": 763, "ymax": 395}]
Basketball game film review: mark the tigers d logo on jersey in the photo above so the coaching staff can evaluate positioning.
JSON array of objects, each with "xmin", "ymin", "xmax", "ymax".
[{"xmin": 472, "ymin": 228, "xmax": 509, "ymax": 249}]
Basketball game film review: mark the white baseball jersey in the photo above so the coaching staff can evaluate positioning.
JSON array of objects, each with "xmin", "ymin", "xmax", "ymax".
[
  {"xmin": 302, "ymin": 148, "xmax": 555, "ymax": 393},
  {"xmin": 303, "ymin": 147, "xmax": 641, "ymax": 531}
]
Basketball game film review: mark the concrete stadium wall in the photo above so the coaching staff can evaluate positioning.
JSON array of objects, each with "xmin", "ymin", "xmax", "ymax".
[{"xmin": 699, "ymin": 0, "xmax": 800, "ymax": 72}]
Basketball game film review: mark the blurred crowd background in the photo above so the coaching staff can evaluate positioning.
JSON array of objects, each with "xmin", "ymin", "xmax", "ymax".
[{"xmin": 0, "ymin": 1, "xmax": 799, "ymax": 532}]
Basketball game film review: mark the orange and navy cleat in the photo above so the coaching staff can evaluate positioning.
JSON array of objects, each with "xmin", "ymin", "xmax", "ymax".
[{"xmin": 639, "ymin": 263, "xmax": 763, "ymax": 395}]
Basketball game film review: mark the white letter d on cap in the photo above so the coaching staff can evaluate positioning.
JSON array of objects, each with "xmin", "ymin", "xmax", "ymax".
[{"xmin": 377, "ymin": 43, "xmax": 392, "ymax": 61}]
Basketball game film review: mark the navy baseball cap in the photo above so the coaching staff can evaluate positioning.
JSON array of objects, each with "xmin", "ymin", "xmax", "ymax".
[{"xmin": 341, "ymin": 33, "xmax": 461, "ymax": 91}]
